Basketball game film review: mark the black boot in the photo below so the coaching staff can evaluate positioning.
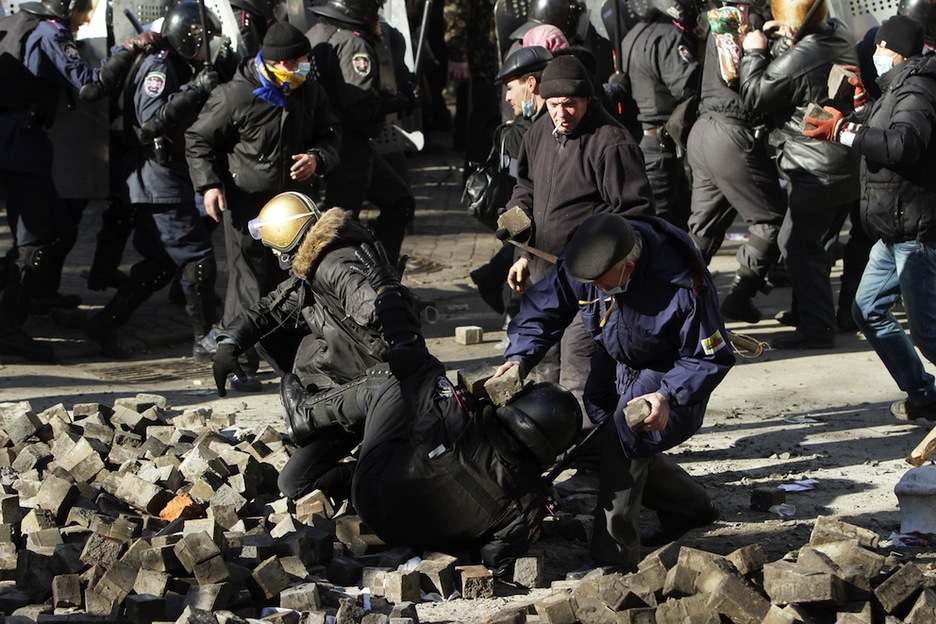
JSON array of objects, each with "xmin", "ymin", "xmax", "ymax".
[
  {"xmin": 0, "ymin": 246, "xmax": 55, "ymax": 362},
  {"xmin": 720, "ymin": 272, "xmax": 766, "ymax": 324},
  {"xmin": 182, "ymin": 257, "xmax": 218, "ymax": 360},
  {"xmin": 85, "ymin": 260, "xmax": 174, "ymax": 359},
  {"xmin": 87, "ymin": 202, "xmax": 135, "ymax": 291},
  {"xmin": 31, "ymin": 235, "xmax": 81, "ymax": 315},
  {"xmin": 280, "ymin": 371, "xmax": 382, "ymax": 446}
]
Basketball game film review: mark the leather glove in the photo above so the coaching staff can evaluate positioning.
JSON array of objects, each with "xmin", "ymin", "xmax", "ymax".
[
  {"xmin": 213, "ymin": 341, "xmax": 246, "ymax": 398},
  {"xmin": 124, "ymin": 31, "xmax": 164, "ymax": 54},
  {"xmin": 192, "ymin": 67, "xmax": 219, "ymax": 95},
  {"xmin": 840, "ymin": 65, "xmax": 868, "ymax": 110},
  {"xmin": 352, "ymin": 242, "xmax": 402, "ymax": 294},
  {"xmin": 380, "ymin": 88, "xmax": 412, "ymax": 115},
  {"xmin": 803, "ymin": 106, "xmax": 845, "ymax": 142}
]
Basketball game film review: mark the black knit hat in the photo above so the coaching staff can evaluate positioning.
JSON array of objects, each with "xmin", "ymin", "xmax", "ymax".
[
  {"xmin": 261, "ymin": 21, "xmax": 312, "ymax": 61},
  {"xmin": 564, "ymin": 213, "xmax": 636, "ymax": 281},
  {"xmin": 538, "ymin": 55, "xmax": 594, "ymax": 99},
  {"xmin": 496, "ymin": 46, "xmax": 553, "ymax": 83},
  {"xmin": 875, "ymin": 15, "xmax": 925, "ymax": 59}
]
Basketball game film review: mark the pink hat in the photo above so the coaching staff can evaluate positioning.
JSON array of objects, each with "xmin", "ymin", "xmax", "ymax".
[{"xmin": 522, "ymin": 24, "xmax": 569, "ymax": 52}]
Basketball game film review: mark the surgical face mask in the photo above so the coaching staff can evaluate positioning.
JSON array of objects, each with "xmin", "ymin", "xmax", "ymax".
[
  {"xmin": 521, "ymin": 94, "xmax": 536, "ymax": 119},
  {"xmin": 266, "ymin": 62, "xmax": 309, "ymax": 91},
  {"xmin": 597, "ymin": 264, "xmax": 629, "ymax": 296},
  {"xmin": 294, "ymin": 61, "xmax": 311, "ymax": 79},
  {"xmin": 872, "ymin": 53, "xmax": 895, "ymax": 77}
]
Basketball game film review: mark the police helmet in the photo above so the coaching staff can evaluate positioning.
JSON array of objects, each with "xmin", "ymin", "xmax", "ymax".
[
  {"xmin": 309, "ymin": 0, "xmax": 380, "ymax": 28},
  {"xmin": 496, "ymin": 382, "xmax": 583, "ymax": 468},
  {"xmin": 20, "ymin": 0, "xmax": 93, "ymax": 20},
  {"xmin": 230, "ymin": 0, "xmax": 277, "ymax": 21},
  {"xmin": 160, "ymin": 1, "xmax": 222, "ymax": 61},
  {"xmin": 248, "ymin": 192, "xmax": 322, "ymax": 253},
  {"xmin": 630, "ymin": 0, "xmax": 700, "ymax": 27},
  {"xmin": 511, "ymin": 0, "xmax": 588, "ymax": 42},
  {"xmin": 899, "ymin": 0, "xmax": 936, "ymax": 45}
]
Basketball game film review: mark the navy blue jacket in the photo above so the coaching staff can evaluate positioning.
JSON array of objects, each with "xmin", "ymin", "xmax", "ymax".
[{"xmin": 504, "ymin": 218, "xmax": 735, "ymax": 456}]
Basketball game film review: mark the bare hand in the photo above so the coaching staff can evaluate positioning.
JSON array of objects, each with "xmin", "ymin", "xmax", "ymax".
[
  {"xmin": 633, "ymin": 392, "xmax": 670, "ymax": 432},
  {"xmin": 204, "ymin": 187, "xmax": 226, "ymax": 222},
  {"xmin": 448, "ymin": 61, "xmax": 470, "ymax": 82},
  {"xmin": 494, "ymin": 360, "xmax": 525, "ymax": 378},
  {"xmin": 742, "ymin": 30, "xmax": 768, "ymax": 50},
  {"xmin": 290, "ymin": 153, "xmax": 318, "ymax": 182},
  {"xmin": 507, "ymin": 257, "xmax": 529, "ymax": 293}
]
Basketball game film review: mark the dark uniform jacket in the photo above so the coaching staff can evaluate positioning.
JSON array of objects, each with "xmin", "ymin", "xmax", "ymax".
[
  {"xmin": 184, "ymin": 57, "xmax": 340, "ymax": 199},
  {"xmin": 124, "ymin": 50, "xmax": 199, "ymax": 204},
  {"xmin": 620, "ymin": 20, "xmax": 700, "ymax": 127},
  {"xmin": 507, "ymin": 104, "xmax": 654, "ymax": 278},
  {"xmin": 851, "ymin": 53, "xmax": 936, "ymax": 243},
  {"xmin": 219, "ymin": 208, "xmax": 387, "ymax": 389},
  {"xmin": 352, "ymin": 343, "xmax": 551, "ymax": 577},
  {"xmin": 504, "ymin": 218, "xmax": 735, "ymax": 457},
  {"xmin": 306, "ymin": 22, "xmax": 391, "ymax": 139},
  {"xmin": 739, "ymin": 19, "xmax": 859, "ymax": 205},
  {"xmin": 697, "ymin": 26, "xmax": 754, "ymax": 123}
]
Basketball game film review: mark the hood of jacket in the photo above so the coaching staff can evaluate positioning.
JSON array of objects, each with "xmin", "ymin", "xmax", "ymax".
[
  {"xmin": 877, "ymin": 52, "xmax": 936, "ymax": 94},
  {"xmin": 292, "ymin": 208, "xmax": 373, "ymax": 280}
]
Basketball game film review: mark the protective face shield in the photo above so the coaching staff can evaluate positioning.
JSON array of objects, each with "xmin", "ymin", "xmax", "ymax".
[
  {"xmin": 22, "ymin": 0, "xmax": 94, "ymax": 20},
  {"xmin": 160, "ymin": 1, "xmax": 222, "ymax": 61},
  {"xmin": 247, "ymin": 192, "xmax": 322, "ymax": 262},
  {"xmin": 495, "ymin": 382, "xmax": 583, "ymax": 468}
]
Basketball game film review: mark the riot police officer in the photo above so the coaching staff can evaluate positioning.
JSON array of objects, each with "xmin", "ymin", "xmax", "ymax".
[
  {"xmin": 83, "ymin": 1, "xmax": 221, "ymax": 359},
  {"xmin": 619, "ymin": 0, "xmax": 700, "ymax": 231},
  {"xmin": 305, "ymin": 0, "xmax": 416, "ymax": 264},
  {"xmin": 231, "ymin": 0, "xmax": 278, "ymax": 56},
  {"xmin": 0, "ymin": 0, "xmax": 158, "ymax": 361}
]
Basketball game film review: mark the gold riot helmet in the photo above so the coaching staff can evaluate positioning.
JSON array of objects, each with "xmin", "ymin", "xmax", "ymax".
[{"xmin": 247, "ymin": 192, "xmax": 322, "ymax": 253}]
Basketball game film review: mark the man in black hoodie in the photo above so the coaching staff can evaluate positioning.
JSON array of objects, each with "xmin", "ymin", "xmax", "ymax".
[{"xmin": 803, "ymin": 15, "xmax": 936, "ymax": 421}]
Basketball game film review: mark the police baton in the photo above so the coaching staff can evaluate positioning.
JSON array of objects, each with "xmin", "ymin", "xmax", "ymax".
[
  {"xmin": 413, "ymin": 0, "xmax": 433, "ymax": 75},
  {"xmin": 124, "ymin": 8, "xmax": 145, "ymax": 34},
  {"xmin": 196, "ymin": 0, "xmax": 212, "ymax": 68}
]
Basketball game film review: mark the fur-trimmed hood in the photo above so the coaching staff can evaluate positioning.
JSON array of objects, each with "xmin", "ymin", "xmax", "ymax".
[{"xmin": 292, "ymin": 208, "xmax": 374, "ymax": 280}]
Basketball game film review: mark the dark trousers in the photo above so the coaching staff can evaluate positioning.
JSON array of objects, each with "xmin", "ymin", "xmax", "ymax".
[
  {"xmin": 687, "ymin": 116, "xmax": 786, "ymax": 278},
  {"xmin": 639, "ymin": 134, "xmax": 691, "ymax": 232},
  {"xmin": 591, "ymin": 426, "xmax": 712, "ymax": 569}
]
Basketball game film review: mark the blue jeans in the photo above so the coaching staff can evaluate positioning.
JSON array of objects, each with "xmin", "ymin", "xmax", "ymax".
[{"xmin": 852, "ymin": 239, "xmax": 936, "ymax": 403}]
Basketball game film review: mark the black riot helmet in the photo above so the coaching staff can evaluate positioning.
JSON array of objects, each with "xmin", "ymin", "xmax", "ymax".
[
  {"xmin": 630, "ymin": 0, "xmax": 700, "ymax": 27},
  {"xmin": 160, "ymin": 1, "xmax": 222, "ymax": 61},
  {"xmin": 309, "ymin": 0, "xmax": 380, "ymax": 28},
  {"xmin": 511, "ymin": 0, "xmax": 589, "ymax": 42},
  {"xmin": 20, "ymin": 0, "xmax": 94, "ymax": 20},
  {"xmin": 495, "ymin": 382, "xmax": 583, "ymax": 468},
  {"xmin": 230, "ymin": 0, "xmax": 277, "ymax": 20},
  {"xmin": 899, "ymin": 0, "xmax": 936, "ymax": 45}
]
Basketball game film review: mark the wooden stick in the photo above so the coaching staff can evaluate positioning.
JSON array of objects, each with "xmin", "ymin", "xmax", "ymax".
[{"xmin": 907, "ymin": 425, "xmax": 936, "ymax": 467}]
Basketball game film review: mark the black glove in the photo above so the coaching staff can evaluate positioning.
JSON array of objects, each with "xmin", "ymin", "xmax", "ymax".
[
  {"xmin": 192, "ymin": 67, "xmax": 219, "ymax": 95},
  {"xmin": 123, "ymin": 31, "xmax": 164, "ymax": 54},
  {"xmin": 352, "ymin": 242, "xmax": 401, "ymax": 294},
  {"xmin": 380, "ymin": 87, "xmax": 412, "ymax": 115},
  {"xmin": 213, "ymin": 341, "xmax": 246, "ymax": 398}
]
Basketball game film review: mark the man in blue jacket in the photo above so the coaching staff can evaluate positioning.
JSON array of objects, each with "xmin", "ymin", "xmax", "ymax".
[{"xmin": 496, "ymin": 212, "xmax": 735, "ymax": 570}]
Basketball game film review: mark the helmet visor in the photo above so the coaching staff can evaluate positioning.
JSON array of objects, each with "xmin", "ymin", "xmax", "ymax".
[{"xmin": 247, "ymin": 211, "xmax": 314, "ymax": 242}]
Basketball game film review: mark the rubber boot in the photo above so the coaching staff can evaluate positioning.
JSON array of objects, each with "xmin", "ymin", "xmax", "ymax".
[{"xmin": 720, "ymin": 272, "xmax": 765, "ymax": 324}]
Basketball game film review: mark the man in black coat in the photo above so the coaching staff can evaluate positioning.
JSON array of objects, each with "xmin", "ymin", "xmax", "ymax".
[
  {"xmin": 804, "ymin": 15, "xmax": 936, "ymax": 421},
  {"xmin": 185, "ymin": 22, "xmax": 340, "ymax": 355}
]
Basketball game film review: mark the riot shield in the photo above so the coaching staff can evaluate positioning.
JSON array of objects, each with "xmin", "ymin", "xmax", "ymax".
[
  {"xmin": 111, "ymin": 0, "xmax": 173, "ymax": 45},
  {"xmin": 494, "ymin": 0, "xmax": 530, "ymax": 61}
]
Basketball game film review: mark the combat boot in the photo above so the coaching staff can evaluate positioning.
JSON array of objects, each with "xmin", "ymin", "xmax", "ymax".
[
  {"xmin": 84, "ymin": 312, "xmax": 132, "ymax": 359},
  {"xmin": 0, "ymin": 246, "xmax": 55, "ymax": 362},
  {"xmin": 720, "ymin": 273, "xmax": 765, "ymax": 324},
  {"xmin": 87, "ymin": 202, "xmax": 134, "ymax": 291}
]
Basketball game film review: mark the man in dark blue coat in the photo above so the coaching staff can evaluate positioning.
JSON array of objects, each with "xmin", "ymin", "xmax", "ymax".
[{"xmin": 496, "ymin": 213, "xmax": 735, "ymax": 569}]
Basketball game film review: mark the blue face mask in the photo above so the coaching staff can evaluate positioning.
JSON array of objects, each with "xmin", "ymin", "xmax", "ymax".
[
  {"xmin": 521, "ymin": 96, "xmax": 536, "ymax": 119},
  {"xmin": 294, "ymin": 61, "xmax": 312, "ymax": 79},
  {"xmin": 872, "ymin": 53, "xmax": 895, "ymax": 77},
  {"xmin": 598, "ymin": 264, "xmax": 629, "ymax": 295}
]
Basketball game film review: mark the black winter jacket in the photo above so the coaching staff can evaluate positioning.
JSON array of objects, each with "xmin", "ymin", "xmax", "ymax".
[
  {"xmin": 508, "ymin": 104, "xmax": 654, "ymax": 279},
  {"xmin": 739, "ymin": 19, "xmax": 860, "ymax": 204},
  {"xmin": 219, "ymin": 209, "xmax": 387, "ymax": 389},
  {"xmin": 852, "ymin": 53, "xmax": 936, "ymax": 243},
  {"xmin": 184, "ymin": 58, "xmax": 341, "ymax": 196}
]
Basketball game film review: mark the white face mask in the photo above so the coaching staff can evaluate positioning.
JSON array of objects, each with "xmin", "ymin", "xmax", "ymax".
[{"xmin": 873, "ymin": 53, "xmax": 896, "ymax": 77}]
